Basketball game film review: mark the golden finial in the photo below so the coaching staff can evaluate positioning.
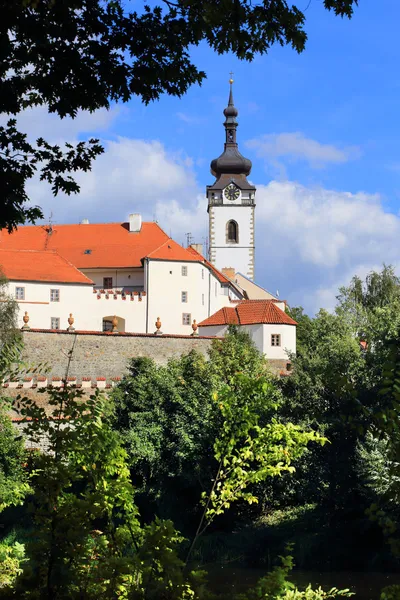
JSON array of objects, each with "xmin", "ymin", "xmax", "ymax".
[{"xmin": 229, "ymin": 71, "xmax": 234, "ymax": 84}]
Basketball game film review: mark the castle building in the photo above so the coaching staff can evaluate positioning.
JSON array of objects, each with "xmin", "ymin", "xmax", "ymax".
[
  {"xmin": 207, "ymin": 79, "xmax": 256, "ymax": 280},
  {"xmin": 0, "ymin": 83, "xmax": 296, "ymax": 362}
]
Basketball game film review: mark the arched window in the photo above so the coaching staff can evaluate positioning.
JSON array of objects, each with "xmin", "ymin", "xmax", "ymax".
[{"xmin": 226, "ymin": 220, "xmax": 239, "ymax": 243}]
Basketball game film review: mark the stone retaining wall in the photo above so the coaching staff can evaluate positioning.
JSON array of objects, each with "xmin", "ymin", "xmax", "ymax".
[{"xmin": 20, "ymin": 330, "xmax": 218, "ymax": 380}]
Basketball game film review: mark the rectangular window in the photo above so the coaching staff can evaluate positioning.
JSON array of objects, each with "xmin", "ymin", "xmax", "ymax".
[
  {"xmin": 181, "ymin": 291, "xmax": 188, "ymax": 303},
  {"xmin": 181, "ymin": 266, "xmax": 188, "ymax": 276},
  {"xmin": 271, "ymin": 334, "xmax": 281, "ymax": 347},
  {"xmin": 182, "ymin": 313, "xmax": 191, "ymax": 325},
  {"xmin": 202, "ymin": 269, "xmax": 204, "ymax": 280},
  {"xmin": 103, "ymin": 277, "xmax": 113, "ymax": 289},
  {"xmin": 50, "ymin": 289, "xmax": 60, "ymax": 302},
  {"xmin": 202, "ymin": 293, "xmax": 205, "ymax": 306},
  {"xmin": 15, "ymin": 287, "xmax": 25, "ymax": 300},
  {"xmin": 51, "ymin": 317, "xmax": 60, "ymax": 330}
]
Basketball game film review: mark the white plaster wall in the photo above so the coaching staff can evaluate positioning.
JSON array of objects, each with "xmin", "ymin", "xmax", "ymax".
[
  {"xmin": 147, "ymin": 260, "xmax": 212, "ymax": 334},
  {"xmin": 198, "ymin": 324, "xmax": 228, "ymax": 337},
  {"xmin": 209, "ymin": 204, "xmax": 254, "ymax": 278},
  {"xmin": 198, "ymin": 322, "xmax": 296, "ymax": 360},
  {"xmin": 146, "ymin": 260, "xmax": 239, "ymax": 335},
  {"xmin": 9, "ymin": 280, "xmax": 146, "ymax": 333},
  {"xmin": 8, "ymin": 261, "xmax": 241, "ymax": 336},
  {"xmin": 242, "ymin": 324, "xmax": 264, "ymax": 354},
  {"xmin": 261, "ymin": 324, "xmax": 296, "ymax": 359}
]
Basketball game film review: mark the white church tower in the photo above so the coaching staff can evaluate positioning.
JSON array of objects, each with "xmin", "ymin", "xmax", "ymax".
[{"xmin": 207, "ymin": 79, "xmax": 256, "ymax": 280}]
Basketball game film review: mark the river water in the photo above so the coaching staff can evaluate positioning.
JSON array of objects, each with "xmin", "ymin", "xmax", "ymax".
[{"xmin": 208, "ymin": 567, "xmax": 400, "ymax": 598}]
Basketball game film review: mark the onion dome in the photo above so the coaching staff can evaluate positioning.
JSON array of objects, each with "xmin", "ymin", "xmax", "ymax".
[{"xmin": 210, "ymin": 78, "xmax": 252, "ymax": 178}]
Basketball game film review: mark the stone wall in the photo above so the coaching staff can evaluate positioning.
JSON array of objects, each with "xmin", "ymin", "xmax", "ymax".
[{"xmin": 20, "ymin": 329, "xmax": 218, "ymax": 380}]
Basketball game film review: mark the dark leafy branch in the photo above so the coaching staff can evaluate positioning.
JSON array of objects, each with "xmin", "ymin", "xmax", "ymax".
[{"xmin": 0, "ymin": 0, "xmax": 359, "ymax": 230}]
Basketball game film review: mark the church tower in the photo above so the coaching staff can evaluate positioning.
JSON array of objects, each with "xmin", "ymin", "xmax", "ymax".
[{"xmin": 207, "ymin": 79, "xmax": 256, "ymax": 280}]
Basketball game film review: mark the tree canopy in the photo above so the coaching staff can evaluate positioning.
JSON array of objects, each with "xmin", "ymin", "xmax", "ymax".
[{"xmin": 0, "ymin": 0, "xmax": 359, "ymax": 231}]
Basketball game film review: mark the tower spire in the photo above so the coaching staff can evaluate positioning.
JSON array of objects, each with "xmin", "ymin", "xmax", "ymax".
[{"xmin": 209, "ymin": 77, "xmax": 251, "ymax": 178}]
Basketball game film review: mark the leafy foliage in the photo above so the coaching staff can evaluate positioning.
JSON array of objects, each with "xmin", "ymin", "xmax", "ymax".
[
  {"xmin": 0, "ymin": 275, "xmax": 19, "ymax": 346},
  {"xmin": 9, "ymin": 386, "xmax": 203, "ymax": 599},
  {"xmin": 112, "ymin": 329, "xmax": 269, "ymax": 529},
  {"xmin": 186, "ymin": 375, "xmax": 325, "ymax": 563},
  {"xmin": 0, "ymin": 398, "xmax": 30, "ymax": 512},
  {"xmin": 235, "ymin": 551, "xmax": 353, "ymax": 599},
  {"xmin": 0, "ymin": 0, "xmax": 359, "ymax": 230},
  {"xmin": 0, "ymin": 533, "xmax": 26, "ymax": 590}
]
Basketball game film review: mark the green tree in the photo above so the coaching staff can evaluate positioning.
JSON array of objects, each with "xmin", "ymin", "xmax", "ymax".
[
  {"xmin": 0, "ymin": 275, "xmax": 19, "ymax": 347},
  {"xmin": 0, "ymin": 398, "xmax": 29, "ymax": 512},
  {"xmin": 0, "ymin": 0, "xmax": 359, "ymax": 231},
  {"xmin": 112, "ymin": 330, "xmax": 271, "ymax": 530},
  {"xmin": 8, "ymin": 386, "xmax": 202, "ymax": 600}
]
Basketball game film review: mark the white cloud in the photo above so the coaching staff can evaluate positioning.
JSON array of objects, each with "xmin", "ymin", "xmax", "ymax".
[
  {"xmin": 247, "ymin": 132, "xmax": 361, "ymax": 169},
  {"xmin": 255, "ymin": 181, "xmax": 400, "ymax": 313},
  {"xmin": 28, "ymin": 136, "xmax": 201, "ymax": 226}
]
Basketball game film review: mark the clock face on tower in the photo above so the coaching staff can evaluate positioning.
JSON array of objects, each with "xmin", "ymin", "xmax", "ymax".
[{"xmin": 224, "ymin": 183, "xmax": 240, "ymax": 201}]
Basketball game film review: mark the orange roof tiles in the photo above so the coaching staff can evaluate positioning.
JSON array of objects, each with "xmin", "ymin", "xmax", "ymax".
[
  {"xmin": 198, "ymin": 300, "xmax": 297, "ymax": 327},
  {"xmin": 0, "ymin": 222, "xmax": 172, "ymax": 269},
  {"xmin": 146, "ymin": 239, "xmax": 200, "ymax": 262},
  {"xmin": 0, "ymin": 250, "xmax": 93, "ymax": 284}
]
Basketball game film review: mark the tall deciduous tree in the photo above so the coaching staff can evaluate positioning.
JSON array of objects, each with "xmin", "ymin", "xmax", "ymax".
[{"xmin": 0, "ymin": 0, "xmax": 359, "ymax": 231}]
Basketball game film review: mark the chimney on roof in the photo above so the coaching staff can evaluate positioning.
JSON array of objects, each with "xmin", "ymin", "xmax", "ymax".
[
  {"xmin": 221, "ymin": 267, "xmax": 236, "ymax": 280},
  {"xmin": 190, "ymin": 243, "xmax": 203, "ymax": 256},
  {"xmin": 129, "ymin": 213, "xmax": 142, "ymax": 232},
  {"xmin": 80, "ymin": 218, "xmax": 90, "ymax": 224}
]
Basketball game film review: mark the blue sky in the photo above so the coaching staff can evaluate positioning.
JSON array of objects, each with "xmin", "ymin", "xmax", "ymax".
[{"xmin": 20, "ymin": 0, "xmax": 400, "ymax": 314}]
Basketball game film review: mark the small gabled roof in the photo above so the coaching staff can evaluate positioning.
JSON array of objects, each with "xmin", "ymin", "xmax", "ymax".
[
  {"xmin": 146, "ymin": 239, "xmax": 200, "ymax": 262},
  {"xmin": 198, "ymin": 299, "xmax": 297, "ymax": 327},
  {"xmin": 0, "ymin": 249, "xmax": 93, "ymax": 284}
]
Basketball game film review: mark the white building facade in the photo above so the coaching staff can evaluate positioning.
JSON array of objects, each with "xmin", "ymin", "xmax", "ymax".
[{"xmin": 0, "ymin": 223, "xmax": 244, "ymax": 335}]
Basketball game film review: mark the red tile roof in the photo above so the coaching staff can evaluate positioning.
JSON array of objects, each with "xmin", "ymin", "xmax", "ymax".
[
  {"xmin": 198, "ymin": 300, "xmax": 297, "ymax": 327},
  {"xmin": 0, "ymin": 222, "xmax": 172, "ymax": 269},
  {"xmin": 146, "ymin": 239, "xmax": 200, "ymax": 262},
  {"xmin": 0, "ymin": 250, "xmax": 93, "ymax": 284}
]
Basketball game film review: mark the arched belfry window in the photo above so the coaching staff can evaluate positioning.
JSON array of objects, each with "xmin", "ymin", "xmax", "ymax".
[{"xmin": 226, "ymin": 220, "xmax": 239, "ymax": 244}]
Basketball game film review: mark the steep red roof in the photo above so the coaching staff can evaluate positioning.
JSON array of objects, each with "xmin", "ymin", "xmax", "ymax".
[
  {"xmin": 0, "ymin": 250, "xmax": 93, "ymax": 284},
  {"xmin": 0, "ymin": 222, "xmax": 171, "ymax": 269},
  {"xmin": 146, "ymin": 239, "xmax": 200, "ymax": 262},
  {"xmin": 198, "ymin": 300, "xmax": 297, "ymax": 327}
]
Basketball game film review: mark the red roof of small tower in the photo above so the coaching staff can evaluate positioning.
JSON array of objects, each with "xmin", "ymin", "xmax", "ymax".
[{"xmin": 198, "ymin": 300, "xmax": 297, "ymax": 327}]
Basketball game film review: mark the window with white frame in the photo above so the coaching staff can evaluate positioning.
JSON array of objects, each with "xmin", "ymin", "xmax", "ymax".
[
  {"xmin": 182, "ymin": 313, "xmax": 191, "ymax": 325},
  {"xmin": 15, "ymin": 287, "xmax": 25, "ymax": 300},
  {"xmin": 181, "ymin": 291, "xmax": 188, "ymax": 303},
  {"xmin": 50, "ymin": 289, "xmax": 60, "ymax": 302},
  {"xmin": 103, "ymin": 277, "xmax": 113, "ymax": 289},
  {"xmin": 51, "ymin": 317, "xmax": 60, "ymax": 330},
  {"xmin": 271, "ymin": 334, "xmax": 281, "ymax": 347},
  {"xmin": 181, "ymin": 266, "xmax": 188, "ymax": 276},
  {"xmin": 202, "ymin": 293, "xmax": 205, "ymax": 306}
]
